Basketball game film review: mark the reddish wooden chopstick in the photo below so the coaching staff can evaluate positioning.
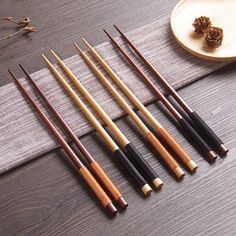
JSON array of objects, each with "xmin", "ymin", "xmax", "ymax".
[
  {"xmin": 103, "ymin": 29, "xmax": 216, "ymax": 163},
  {"xmin": 50, "ymin": 50, "xmax": 163, "ymax": 190},
  {"xmin": 19, "ymin": 64, "xmax": 127, "ymax": 208},
  {"xmin": 8, "ymin": 69, "xmax": 118, "ymax": 215},
  {"xmin": 42, "ymin": 54, "xmax": 153, "ymax": 196},
  {"xmin": 77, "ymin": 40, "xmax": 185, "ymax": 179},
  {"xmin": 113, "ymin": 25, "xmax": 228, "ymax": 156}
]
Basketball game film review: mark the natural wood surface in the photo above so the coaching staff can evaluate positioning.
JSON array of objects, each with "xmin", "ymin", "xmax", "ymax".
[
  {"xmin": 0, "ymin": 0, "xmax": 178, "ymax": 87},
  {"xmin": 0, "ymin": 13, "xmax": 228, "ymax": 174},
  {"xmin": 0, "ymin": 1, "xmax": 236, "ymax": 236},
  {"xmin": 171, "ymin": 0, "xmax": 236, "ymax": 61},
  {"xmin": 0, "ymin": 63, "xmax": 236, "ymax": 235}
]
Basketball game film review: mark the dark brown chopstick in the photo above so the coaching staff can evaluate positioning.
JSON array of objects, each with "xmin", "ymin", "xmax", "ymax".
[
  {"xmin": 102, "ymin": 30, "xmax": 201, "ymax": 167},
  {"xmin": 113, "ymin": 25, "xmax": 228, "ymax": 156},
  {"xmin": 78, "ymin": 39, "xmax": 185, "ymax": 179},
  {"xmin": 8, "ymin": 69, "xmax": 118, "ymax": 215},
  {"xmin": 51, "ymin": 50, "xmax": 163, "ymax": 190},
  {"xmin": 19, "ymin": 64, "xmax": 127, "ymax": 208},
  {"xmin": 103, "ymin": 29, "xmax": 217, "ymax": 162},
  {"xmin": 111, "ymin": 26, "xmax": 228, "ymax": 156},
  {"xmin": 42, "ymin": 54, "xmax": 153, "ymax": 196}
]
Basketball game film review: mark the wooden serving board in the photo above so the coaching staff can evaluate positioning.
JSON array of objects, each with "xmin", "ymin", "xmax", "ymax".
[{"xmin": 171, "ymin": 0, "xmax": 236, "ymax": 61}]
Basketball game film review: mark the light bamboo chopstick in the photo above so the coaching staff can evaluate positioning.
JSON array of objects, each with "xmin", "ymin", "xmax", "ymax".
[
  {"xmin": 42, "ymin": 54, "xmax": 152, "ymax": 195},
  {"xmin": 19, "ymin": 64, "xmax": 127, "ymax": 208},
  {"xmin": 103, "ymin": 29, "xmax": 200, "ymax": 170},
  {"xmin": 50, "ymin": 50, "xmax": 163, "ymax": 189},
  {"xmin": 113, "ymin": 25, "xmax": 227, "ymax": 157},
  {"xmin": 8, "ymin": 69, "xmax": 117, "ymax": 215},
  {"xmin": 75, "ymin": 42, "xmax": 185, "ymax": 179}
]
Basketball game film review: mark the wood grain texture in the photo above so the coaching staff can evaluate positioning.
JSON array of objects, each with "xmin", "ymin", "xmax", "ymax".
[
  {"xmin": 0, "ymin": 1, "xmax": 236, "ymax": 235},
  {"xmin": 0, "ymin": 63, "xmax": 235, "ymax": 236},
  {"xmin": 0, "ymin": 11, "xmax": 228, "ymax": 174},
  {"xmin": 171, "ymin": 0, "xmax": 236, "ymax": 61},
  {"xmin": 0, "ymin": 0, "xmax": 178, "ymax": 87}
]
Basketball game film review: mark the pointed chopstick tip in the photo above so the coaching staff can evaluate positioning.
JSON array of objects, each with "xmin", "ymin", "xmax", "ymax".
[
  {"xmin": 103, "ymin": 29, "xmax": 112, "ymax": 40},
  {"xmin": 113, "ymin": 24, "xmax": 122, "ymax": 34},
  {"xmin": 74, "ymin": 43, "xmax": 84, "ymax": 54}
]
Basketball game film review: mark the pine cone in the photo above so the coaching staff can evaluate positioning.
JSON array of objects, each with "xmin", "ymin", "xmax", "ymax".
[
  {"xmin": 204, "ymin": 27, "xmax": 223, "ymax": 48},
  {"xmin": 193, "ymin": 16, "xmax": 212, "ymax": 34}
]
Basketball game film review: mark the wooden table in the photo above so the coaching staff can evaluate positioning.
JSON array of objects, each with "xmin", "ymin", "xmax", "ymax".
[{"xmin": 0, "ymin": 1, "xmax": 236, "ymax": 235}]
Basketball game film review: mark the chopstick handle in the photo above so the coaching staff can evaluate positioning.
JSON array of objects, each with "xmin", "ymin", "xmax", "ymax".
[
  {"xmin": 189, "ymin": 111, "xmax": 227, "ymax": 155},
  {"xmin": 79, "ymin": 165, "xmax": 113, "ymax": 207},
  {"xmin": 90, "ymin": 161, "xmax": 122, "ymax": 202},
  {"xmin": 124, "ymin": 143, "xmax": 163, "ymax": 189},
  {"xmin": 179, "ymin": 117, "xmax": 217, "ymax": 161},
  {"xmin": 157, "ymin": 127, "xmax": 198, "ymax": 172},
  {"xmin": 9, "ymin": 70, "xmax": 115, "ymax": 213},
  {"xmin": 146, "ymin": 132, "xmax": 185, "ymax": 179},
  {"xmin": 113, "ymin": 149, "xmax": 152, "ymax": 195}
]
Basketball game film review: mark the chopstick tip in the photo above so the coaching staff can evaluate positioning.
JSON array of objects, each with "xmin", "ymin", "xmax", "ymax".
[
  {"xmin": 41, "ymin": 53, "xmax": 46, "ymax": 59},
  {"xmin": 113, "ymin": 25, "xmax": 122, "ymax": 34},
  {"xmin": 103, "ymin": 29, "xmax": 113, "ymax": 40},
  {"xmin": 81, "ymin": 37, "xmax": 90, "ymax": 47},
  {"xmin": 74, "ymin": 44, "xmax": 83, "ymax": 54},
  {"xmin": 8, "ymin": 69, "xmax": 17, "ymax": 82},
  {"xmin": 50, "ymin": 49, "xmax": 56, "ymax": 55}
]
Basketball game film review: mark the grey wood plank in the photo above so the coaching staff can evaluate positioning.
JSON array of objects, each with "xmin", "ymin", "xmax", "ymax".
[
  {"xmin": 0, "ymin": 63, "xmax": 235, "ymax": 236},
  {"xmin": 0, "ymin": 13, "xmax": 228, "ymax": 174},
  {"xmin": 0, "ymin": 0, "xmax": 178, "ymax": 87}
]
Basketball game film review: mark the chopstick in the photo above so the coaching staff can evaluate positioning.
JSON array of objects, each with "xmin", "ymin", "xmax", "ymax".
[
  {"xmin": 103, "ymin": 30, "xmax": 215, "ymax": 164},
  {"xmin": 42, "ymin": 54, "xmax": 153, "ymax": 196},
  {"xmin": 8, "ymin": 69, "xmax": 118, "ymax": 215},
  {"xmin": 88, "ymin": 32, "xmax": 200, "ymax": 169},
  {"xmin": 76, "ymin": 41, "xmax": 185, "ymax": 179},
  {"xmin": 19, "ymin": 64, "xmax": 128, "ymax": 208},
  {"xmin": 50, "ymin": 50, "xmax": 163, "ymax": 189},
  {"xmin": 113, "ymin": 25, "xmax": 228, "ymax": 156}
]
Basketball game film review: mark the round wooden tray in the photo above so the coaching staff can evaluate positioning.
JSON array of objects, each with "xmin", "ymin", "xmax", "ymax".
[{"xmin": 171, "ymin": 0, "xmax": 236, "ymax": 61}]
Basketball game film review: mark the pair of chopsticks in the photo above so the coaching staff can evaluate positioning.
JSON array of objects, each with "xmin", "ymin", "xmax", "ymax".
[
  {"xmin": 42, "ymin": 53, "xmax": 157, "ymax": 195},
  {"xmin": 105, "ymin": 25, "xmax": 228, "ymax": 159},
  {"xmin": 74, "ymin": 38, "xmax": 198, "ymax": 178},
  {"xmin": 49, "ymin": 51, "xmax": 163, "ymax": 190},
  {"xmin": 9, "ymin": 65, "xmax": 128, "ymax": 215}
]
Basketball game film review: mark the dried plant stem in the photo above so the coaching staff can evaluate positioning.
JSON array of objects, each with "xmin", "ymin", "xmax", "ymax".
[
  {"xmin": 1, "ymin": 17, "xmax": 19, "ymax": 25},
  {"xmin": 0, "ymin": 28, "xmax": 25, "ymax": 41},
  {"xmin": 1, "ymin": 17, "xmax": 31, "ymax": 26},
  {"xmin": 0, "ymin": 26, "xmax": 37, "ymax": 42}
]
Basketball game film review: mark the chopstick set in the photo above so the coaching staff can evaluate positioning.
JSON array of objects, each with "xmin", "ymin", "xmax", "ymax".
[
  {"xmin": 8, "ymin": 24, "xmax": 228, "ymax": 214},
  {"xmin": 42, "ymin": 54, "xmax": 153, "ymax": 196},
  {"xmin": 9, "ymin": 68, "xmax": 122, "ymax": 215},
  {"xmin": 111, "ymin": 25, "xmax": 228, "ymax": 157}
]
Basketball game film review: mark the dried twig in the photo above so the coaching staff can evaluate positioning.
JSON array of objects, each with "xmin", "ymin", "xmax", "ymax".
[
  {"xmin": 0, "ymin": 26, "xmax": 37, "ymax": 41},
  {"xmin": 1, "ymin": 16, "xmax": 31, "ymax": 26}
]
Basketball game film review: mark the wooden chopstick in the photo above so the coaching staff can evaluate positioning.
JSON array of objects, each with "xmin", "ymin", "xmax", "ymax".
[
  {"xmin": 103, "ymin": 30, "xmax": 201, "ymax": 168},
  {"xmin": 19, "ymin": 64, "xmax": 128, "ymax": 208},
  {"xmin": 8, "ymin": 69, "xmax": 118, "ymax": 215},
  {"xmin": 77, "ymin": 40, "xmax": 185, "ymax": 179},
  {"xmin": 42, "ymin": 54, "xmax": 153, "ymax": 196},
  {"xmin": 51, "ymin": 49, "xmax": 163, "ymax": 190},
  {"xmin": 113, "ymin": 25, "xmax": 228, "ymax": 156}
]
